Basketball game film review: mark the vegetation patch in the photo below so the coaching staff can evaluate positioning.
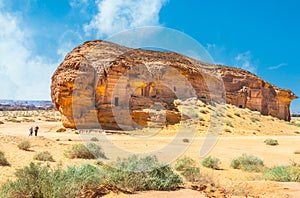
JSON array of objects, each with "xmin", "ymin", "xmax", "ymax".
[
  {"xmin": 234, "ymin": 112, "xmax": 241, "ymax": 117},
  {"xmin": 33, "ymin": 151, "xmax": 55, "ymax": 162},
  {"xmin": 0, "ymin": 151, "xmax": 10, "ymax": 166},
  {"xmin": 202, "ymin": 156, "xmax": 220, "ymax": 170},
  {"xmin": 17, "ymin": 140, "xmax": 31, "ymax": 151},
  {"xmin": 0, "ymin": 155, "xmax": 183, "ymax": 197},
  {"xmin": 105, "ymin": 155, "xmax": 182, "ymax": 191},
  {"xmin": 182, "ymin": 138, "xmax": 189, "ymax": 143},
  {"xmin": 264, "ymin": 165, "xmax": 300, "ymax": 182},
  {"xmin": 64, "ymin": 143, "xmax": 106, "ymax": 159},
  {"xmin": 174, "ymin": 156, "xmax": 196, "ymax": 171},
  {"xmin": 0, "ymin": 163, "xmax": 103, "ymax": 198},
  {"xmin": 90, "ymin": 137, "xmax": 99, "ymax": 142},
  {"xmin": 264, "ymin": 138, "xmax": 279, "ymax": 146},
  {"xmin": 230, "ymin": 154, "xmax": 264, "ymax": 172},
  {"xmin": 56, "ymin": 128, "xmax": 66, "ymax": 132}
]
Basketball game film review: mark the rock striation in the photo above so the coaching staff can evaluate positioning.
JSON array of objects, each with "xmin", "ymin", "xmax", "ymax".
[{"xmin": 51, "ymin": 40, "xmax": 297, "ymax": 129}]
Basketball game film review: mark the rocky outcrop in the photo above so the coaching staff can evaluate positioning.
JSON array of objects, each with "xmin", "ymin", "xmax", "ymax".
[{"xmin": 51, "ymin": 40, "xmax": 297, "ymax": 129}]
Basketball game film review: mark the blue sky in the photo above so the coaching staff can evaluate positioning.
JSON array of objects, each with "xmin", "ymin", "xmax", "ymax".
[{"xmin": 0, "ymin": 0, "xmax": 299, "ymax": 112}]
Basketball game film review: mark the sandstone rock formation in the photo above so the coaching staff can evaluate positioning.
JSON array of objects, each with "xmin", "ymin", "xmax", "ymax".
[{"xmin": 51, "ymin": 40, "xmax": 297, "ymax": 129}]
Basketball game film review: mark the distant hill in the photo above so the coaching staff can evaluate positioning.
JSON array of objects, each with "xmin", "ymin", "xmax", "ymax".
[{"xmin": 0, "ymin": 100, "xmax": 54, "ymax": 111}]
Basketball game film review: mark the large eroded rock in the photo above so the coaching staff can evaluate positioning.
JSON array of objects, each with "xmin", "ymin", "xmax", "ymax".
[{"xmin": 51, "ymin": 40, "xmax": 297, "ymax": 129}]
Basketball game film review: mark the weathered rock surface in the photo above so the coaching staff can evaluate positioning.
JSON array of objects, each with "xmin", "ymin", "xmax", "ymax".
[{"xmin": 51, "ymin": 40, "xmax": 297, "ymax": 129}]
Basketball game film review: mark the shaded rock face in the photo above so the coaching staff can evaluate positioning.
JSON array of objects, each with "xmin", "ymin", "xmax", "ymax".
[{"xmin": 51, "ymin": 40, "xmax": 297, "ymax": 129}]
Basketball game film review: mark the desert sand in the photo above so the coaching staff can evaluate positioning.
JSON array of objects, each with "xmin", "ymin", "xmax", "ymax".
[{"xmin": 0, "ymin": 108, "xmax": 300, "ymax": 197}]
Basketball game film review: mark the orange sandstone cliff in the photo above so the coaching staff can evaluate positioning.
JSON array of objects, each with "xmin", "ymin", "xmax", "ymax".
[{"xmin": 51, "ymin": 40, "xmax": 297, "ymax": 129}]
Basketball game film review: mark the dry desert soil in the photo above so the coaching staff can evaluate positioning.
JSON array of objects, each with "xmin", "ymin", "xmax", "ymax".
[{"xmin": 0, "ymin": 107, "xmax": 300, "ymax": 197}]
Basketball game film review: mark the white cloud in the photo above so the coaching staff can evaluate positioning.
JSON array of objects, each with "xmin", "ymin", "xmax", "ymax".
[
  {"xmin": 84, "ymin": 0, "xmax": 168, "ymax": 38},
  {"xmin": 268, "ymin": 63, "xmax": 287, "ymax": 70},
  {"xmin": 234, "ymin": 51, "xmax": 257, "ymax": 74},
  {"xmin": 0, "ymin": 10, "xmax": 57, "ymax": 100}
]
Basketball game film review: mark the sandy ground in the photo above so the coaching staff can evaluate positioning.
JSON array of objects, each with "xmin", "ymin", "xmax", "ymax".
[{"xmin": 0, "ymin": 109, "xmax": 300, "ymax": 197}]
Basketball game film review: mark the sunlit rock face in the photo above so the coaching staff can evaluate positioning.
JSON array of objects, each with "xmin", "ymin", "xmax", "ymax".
[{"xmin": 51, "ymin": 40, "xmax": 297, "ymax": 129}]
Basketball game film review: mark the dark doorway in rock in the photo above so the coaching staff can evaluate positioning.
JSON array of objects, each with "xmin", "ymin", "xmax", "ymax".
[
  {"xmin": 115, "ymin": 97, "xmax": 119, "ymax": 106},
  {"xmin": 173, "ymin": 86, "xmax": 176, "ymax": 92},
  {"xmin": 239, "ymin": 105, "xmax": 243, "ymax": 108}
]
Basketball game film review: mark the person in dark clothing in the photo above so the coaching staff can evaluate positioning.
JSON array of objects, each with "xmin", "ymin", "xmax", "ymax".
[
  {"xmin": 34, "ymin": 126, "xmax": 39, "ymax": 136},
  {"xmin": 29, "ymin": 127, "xmax": 33, "ymax": 136}
]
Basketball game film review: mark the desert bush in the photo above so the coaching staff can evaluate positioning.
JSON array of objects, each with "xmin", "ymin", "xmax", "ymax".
[
  {"xmin": 106, "ymin": 155, "xmax": 182, "ymax": 191},
  {"xmin": 294, "ymin": 150, "xmax": 300, "ymax": 154},
  {"xmin": 202, "ymin": 156, "xmax": 220, "ymax": 169},
  {"xmin": 174, "ymin": 156, "xmax": 196, "ymax": 171},
  {"xmin": 288, "ymin": 122, "xmax": 300, "ymax": 127},
  {"xmin": 230, "ymin": 154, "xmax": 264, "ymax": 172},
  {"xmin": 68, "ymin": 139, "xmax": 72, "ymax": 141},
  {"xmin": 234, "ymin": 112, "xmax": 241, "ymax": 117},
  {"xmin": 64, "ymin": 143, "xmax": 106, "ymax": 159},
  {"xmin": 182, "ymin": 138, "xmax": 189, "ymax": 143},
  {"xmin": 226, "ymin": 113, "xmax": 233, "ymax": 118},
  {"xmin": 56, "ymin": 128, "xmax": 66, "ymax": 132},
  {"xmin": 56, "ymin": 139, "xmax": 60, "ymax": 141},
  {"xmin": 33, "ymin": 151, "xmax": 55, "ymax": 162},
  {"xmin": 0, "ymin": 151, "xmax": 10, "ymax": 166},
  {"xmin": 224, "ymin": 128, "xmax": 232, "ymax": 133},
  {"xmin": 0, "ymin": 162, "xmax": 103, "ymax": 198},
  {"xmin": 264, "ymin": 139, "xmax": 279, "ymax": 146},
  {"xmin": 90, "ymin": 137, "xmax": 99, "ymax": 142},
  {"xmin": 5, "ymin": 118, "xmax": 21, "ymax": 123},
  {"xmin": 0, "ymin": 155, "xmax": 182, "ymax": 197},
  {"xmin": 226, "ymin": 121, "xmax": 234, "ymax": 128},
  {"xmin": 181, "ymin": 166, "xmax": 200, "ymax": 182},
  {"xmin": 21, "ymin": 118, "xmax": 35, "ymax": 122},
  {"xmin": 0, "ymin": 121, "xmax": 4, "ymax": 124},
  {"xmin": 250, "ymin": 117, "xmax": 260, "ymax": 122},
  {"xmin": 264, "ymin": 166, "xmax": 300, "ymax": 182},
  {"xmin": 294, "ymin": 131, "xmax": 300, "ymax": 134},
  {"xmin": 199, "ymin": 108, "xmax": 209, "ymax": 114},
  {"xmin": 17, "ymin": 140, "xmax": 31, "ymax": 151}
]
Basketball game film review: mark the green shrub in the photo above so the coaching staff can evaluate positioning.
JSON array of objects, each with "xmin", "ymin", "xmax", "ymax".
[
  {"xmin": 264, "ymin": 139, "xmax": 279, "ymax": 146},
  {"xmin": 224, "ymin": 128, "xmax": 232, "ymax": 133},
  {"xmin": 174, "ymin": 156, "xmax": 196, "ymax": 171},
  {"xmin": 231, "ymin": 154, "xmax": 264, "ymax": 172},
  {"xmin": 234, "ymin": 112, "xmax": 241, "ymax": 117},
  {"xmin": 226, "ymin": 121, "xmax": 234, "ymax": 128},
  {"xmin": 56, "ymin": 128, "xmax": 66, "ymax": 133},
  {"xmin": 226, "ymin": 114, "xmax": 233, "ymax": 118},
  {"xmin": 182, "ymin": 138, "xmax": 189, "ymax": 143},
  {"xmin": 106, "ymin": 155, "xmax": 182, "ymax": 191},
  {"xmin": 264, "ymin": 166, "xmax": 300, "ymax": 182},
  {"xmin": 0, "ymin": 163, "xmax": 103, "ymax": 198},
  {"xmin": 202, "ymin": 156, "xmax": 220, "ymax": 169},
  {"xmin": 0, "ymin": 151, "xmax": 10, "ymax": 166},
  {"xmin": 250, "ymin": 117, "xmax": 260, "ymax": 122},
  {"xmin": 181, "ymin": 166, "xmax": 200, "ymax": 182},
  {"xmin": 17, "ymin": 140, "xmax": 31, "ymax": 151},
  {"xmin": 0, "ymin": 155, "xmax": 182, "ymax": 197},
  {"xmin": 34, "ymin": 151, "xmax": 55, "ymax": 162},
  {"xmin": 90, "ymin": 137, "xmax": 99, "ymax": 142},
  {"xmin": 64, "ymin": 143, "xmax": 106, "ymax": 159}
]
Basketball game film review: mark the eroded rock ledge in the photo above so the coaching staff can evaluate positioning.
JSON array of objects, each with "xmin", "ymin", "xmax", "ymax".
[{"xmin": 51, "ymin": 40, "xmax": 297, "ymax": 129}]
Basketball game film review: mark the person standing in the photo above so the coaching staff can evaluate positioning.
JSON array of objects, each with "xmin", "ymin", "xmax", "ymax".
[
  {"xmin": 34, "ymin": 126, "xmax": 39, "ymax": 136},
  {"xmin": 29, "ymin": 127, "xmax": 33, "ymax": 136}
]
